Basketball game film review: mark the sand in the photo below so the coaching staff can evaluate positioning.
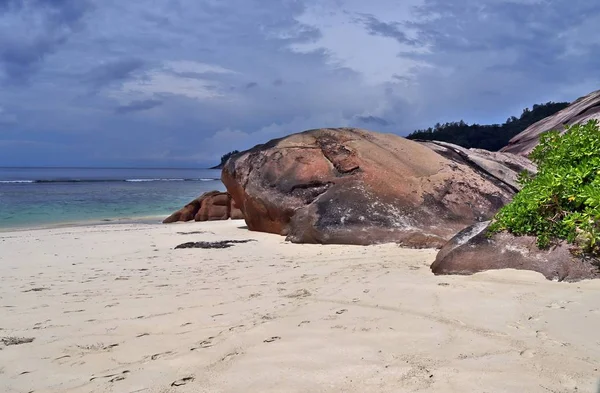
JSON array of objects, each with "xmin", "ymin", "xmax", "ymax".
[{"xmin": 0, "ymin": 220, "xmax": 599, "ymax": 393}]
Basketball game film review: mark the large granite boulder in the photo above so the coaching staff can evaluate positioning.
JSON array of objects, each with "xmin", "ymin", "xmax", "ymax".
[
  {"xmin": 431, "ymin": 221, "xmax": 600, "ymax": 282},
  {"xmin": 222, "ymin": 128, "xmax": 530, "ymax": 247},
  {"xmin": 501, "ymin": 89, "xmax": 600, "ymax": 157},
  {"xmin": 163, "ymin": 191, "xmax": 243, "ymax": 223}
]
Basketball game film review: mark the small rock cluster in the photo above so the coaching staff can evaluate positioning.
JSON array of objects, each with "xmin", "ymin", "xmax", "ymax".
[{"xmin": 163, "ymin": 191, "xmax": 244, "ymax": 224}]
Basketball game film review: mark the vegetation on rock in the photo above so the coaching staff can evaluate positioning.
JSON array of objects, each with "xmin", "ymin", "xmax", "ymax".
[
  {"xmin": 211, "ymin": 150, "xmax": 240, "ymax": 169},
  {"xmin": 407, "ymin": 102, "xmax": 569, "ymax": 151},
  {"xmin": 489, "ymin": 120, "xmax": 600, "ymax": 255}
]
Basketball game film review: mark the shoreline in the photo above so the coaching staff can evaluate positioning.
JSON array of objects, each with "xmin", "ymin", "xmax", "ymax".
[{"xmin": 0, "ymin": 214, "xmax": 169, "ymax": 233}]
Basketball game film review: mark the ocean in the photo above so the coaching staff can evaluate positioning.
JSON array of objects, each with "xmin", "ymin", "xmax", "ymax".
[{"xmin": 0, "ymin": 167, "xmax": 225, "ymax": 229}]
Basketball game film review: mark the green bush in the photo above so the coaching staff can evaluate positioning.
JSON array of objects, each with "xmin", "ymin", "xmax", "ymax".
[{"xmin": 489, "ymin": 119, "xmax": 600, "ymax": 255}]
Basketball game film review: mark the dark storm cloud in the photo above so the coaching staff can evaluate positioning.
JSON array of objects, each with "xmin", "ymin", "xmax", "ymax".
[
  {"xmin": 0, "ymin": 0, "xmax": 599, "ymax": 167},
  {"xmin": 358, "ymin": 14, "xmax": 417, "ymax": 45},
  {"xmin": 353, "ymin": 0, "xmax": 600, "ymax": 127},
  {"xmin": 0, "ymin": 0, "xmax": 93, "ymax": 82},
  {"xmin": 356, "ymin": 115, "xmax": 391, "ymax": 126},
  {"xmin": 403, "ymin": 0, "xmax": 600, "ymax": 81},
  {"xmin": 85, "ymin": 58, "xmax": 145, "ymax": 89},
  {"xmin": 115, "ymin": 99, "xmax": 163, "ymax": 114}
]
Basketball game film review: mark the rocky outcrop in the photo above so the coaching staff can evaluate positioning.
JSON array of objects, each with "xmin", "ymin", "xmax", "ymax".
[
  {"xmin": 501, "ymin": 89, "xmax": 600, "ymax": 157},
  {"xmin": 418, "ymin": 141, "xmax": 536, "ymax": 192},
  {"xmin": 163, "ymin": 191, "xmax": 243, "ymax": 223},
  {"xmin": 222, "ymin": 127, "xmax": 529, "ymax": 247},
  {"xmin": 431, "ymin": 221, "xmax": 600, "ymax": 282},
  {"xmin": 193, "ymin": 191, "xmax": 230, "ymax": 221},
  {"xmin": 230, "ymin": 201, "xmax": 244, "ymax": 220}
]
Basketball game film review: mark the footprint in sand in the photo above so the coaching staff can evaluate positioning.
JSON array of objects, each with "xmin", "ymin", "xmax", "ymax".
[
  {"xmin": 545, "ymin": 301, "xmax": 572, "ymax": 310},
  {"xmin": 150, "ymin": 351, "xmax": 173, "ymax": 360},
  {"xmin": 519, "ymin": 349, "xmax": 536, "ymax": 358},
  {"xmin": 22, "ymin": 287, "xmax": 49, "ymax": 293},
  {"xmin": 54, "ymin": 355, "xmax": 71, "ymax": 362},
  {"xmin": 284, "ymin": 289, "xmax": 311, "ymax": 298},
  {"xmin": 536, "ymin": 330, "xmax": 570, "ymax": 347},
  {"xmin": 171, "ymin": 376, "xmax": 194, "ymax": 386},
  {"xmin": 220, "ymin": 351, "xmax": 241, "ymax": 362},
  {"xmin": 76, "ymin": 343, "xmax": 119, "ymax": 352},
  {"xmin": 264, "ymin": 336, "xmax": 281, "ymax": 343},
  {"xmin": 63, "ymin": 309, "xmax": 85, "ymax": 314},
  {"xmin": 90, "ymin": 370, "xmax": 130, "ymax": 382},
  {"xmin": 191, "ymin": 338, "xmax": 214, "ymax": 350}
]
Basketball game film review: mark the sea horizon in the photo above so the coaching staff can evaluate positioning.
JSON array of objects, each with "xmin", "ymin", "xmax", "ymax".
[{"xmin": 0, "ymin": 167, "xmax": 225, "ymax": 229}]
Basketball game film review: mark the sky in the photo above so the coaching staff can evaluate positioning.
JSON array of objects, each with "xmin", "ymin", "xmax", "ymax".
[{"xmin": 0, "ymin": 0, "xmax": 599, "ymax": 167}]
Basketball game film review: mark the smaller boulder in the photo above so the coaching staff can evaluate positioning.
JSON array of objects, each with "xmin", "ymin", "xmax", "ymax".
[
  {"xmin": 195, "ymin": 192, "xmax": 230, "ymax": 221},
  {"xmin": 230, "ymin": 200, "xmax": 244, "ymax": 220},
  {"xmin": 162, "ymin": 196, "xmax": 205, "ymax": 223},
  {"xmin": 431, "ymin": 221, "xmax": 600, "ymax": 282},
  {"xmin": 163, "ymin": 191, "xmax": 244, "ymax": 223}
]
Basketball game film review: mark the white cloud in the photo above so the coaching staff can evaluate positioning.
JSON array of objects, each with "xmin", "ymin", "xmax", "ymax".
[{"xmin": 109, "ymin": 61, "xmax": 237, "ymax": 104}]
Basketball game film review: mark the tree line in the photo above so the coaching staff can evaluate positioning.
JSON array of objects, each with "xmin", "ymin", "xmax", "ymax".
[{"xmin": 406, "ymin": 102, "xmax": 569, "ymax": 151}]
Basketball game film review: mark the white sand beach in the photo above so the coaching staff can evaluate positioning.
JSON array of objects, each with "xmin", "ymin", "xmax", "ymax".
[{"xmin": 1, "ymin": 220, "xmax": 599, "ymax": 393}]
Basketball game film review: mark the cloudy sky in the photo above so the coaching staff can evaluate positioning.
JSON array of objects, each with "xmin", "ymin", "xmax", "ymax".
[{"xmin": 1, "ymin": 0, "xmax": 599, "ymax": 167}]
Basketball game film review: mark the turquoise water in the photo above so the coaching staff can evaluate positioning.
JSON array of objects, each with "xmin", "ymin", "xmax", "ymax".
[{"xmin": 0, "ymin": 167, "xmax": 225, "ymax": 229}]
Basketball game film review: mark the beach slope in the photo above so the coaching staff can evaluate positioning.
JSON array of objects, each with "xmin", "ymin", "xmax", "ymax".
[{"xmin": 1, "ymin": 221, "xmax": 599, "ymax": 392}]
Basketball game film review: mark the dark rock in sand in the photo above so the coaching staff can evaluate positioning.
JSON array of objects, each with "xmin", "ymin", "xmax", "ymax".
[
  {"xmin": 1, "ymin": 336, "xmax": 35, "ymax": 346},
  {"xmin": 163, "ymin": 191, "xmax": 244, "ymax": 223},
  {"xmin": 501, "ymin": 89, "xmax": 600, "ymax": 157},
  {"xmin": 175, "ymin": 239, "xmax": 256, "ymax": 249},
  {"xmin": 431, "ymin": 221, "xmax": 600, "ymax": 282},
  {"xmin": 222, "ymin": 127, "xmax": 526, "ymax": 247}
]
